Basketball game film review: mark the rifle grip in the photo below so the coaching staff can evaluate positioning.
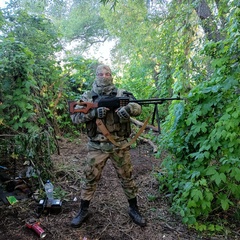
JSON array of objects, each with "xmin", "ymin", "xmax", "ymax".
[{"xmin": 68, "ymin": 101, "xmax": 77, "ymax": 114}]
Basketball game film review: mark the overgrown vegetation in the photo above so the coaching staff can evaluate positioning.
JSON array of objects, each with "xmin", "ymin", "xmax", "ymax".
[
  {"xmin": 0, "ymin": 7, "xmax": 92, "ymax": 181},
  {"xmin": 157, "ymin": 3, "xmax": 240, "ymax": 231},
  {"xmin": 0, "ymin": 0, "xmax": 239, "ymax": 235}
]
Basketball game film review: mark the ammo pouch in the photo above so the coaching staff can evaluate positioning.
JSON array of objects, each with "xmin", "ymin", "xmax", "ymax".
[
  {"xmin": 88, "ymin": 141, "xmax": 114, "ymax": 152},
  {"xmin": 100, "ymin": 142, "xmax": 114, "ymax": 152}
]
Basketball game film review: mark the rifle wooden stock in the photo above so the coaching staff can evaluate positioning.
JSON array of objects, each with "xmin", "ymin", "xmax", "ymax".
[{"xmin": 68, "ymin": 101, "xmax": 98, "ymax": 114}]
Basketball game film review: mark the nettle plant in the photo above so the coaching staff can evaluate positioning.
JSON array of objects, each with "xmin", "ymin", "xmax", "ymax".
[{"xmin": 156, "ymin": 7, "xmax": 240, "ymax": 231}]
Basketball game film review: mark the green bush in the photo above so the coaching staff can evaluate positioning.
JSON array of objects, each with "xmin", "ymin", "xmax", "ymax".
[{"xmin": 157, "ymin": 5, "xmax": 240, "ymax": 231}]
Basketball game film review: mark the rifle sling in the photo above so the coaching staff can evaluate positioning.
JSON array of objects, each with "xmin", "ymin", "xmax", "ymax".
[
  {"xmin": 96, "ymin": 119, "xmax": 121, "ymax": 147},
  {"xmin": 121, "ymin": 116, "xmax": 150, "ymax": 149},
  {"xmin": 96, "ymin": 116, "xmax": 150, "ymax": 149}
]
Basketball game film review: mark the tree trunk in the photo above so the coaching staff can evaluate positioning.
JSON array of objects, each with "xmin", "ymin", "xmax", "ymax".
[{"xmin": 194, "ymin": 0, "xmax": 221, "ymax": 41}]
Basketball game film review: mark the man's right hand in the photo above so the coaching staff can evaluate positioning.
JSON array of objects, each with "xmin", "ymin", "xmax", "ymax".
[{"xmin": 96, "ymin": 107, "xmax": 109, "ymax": 118}]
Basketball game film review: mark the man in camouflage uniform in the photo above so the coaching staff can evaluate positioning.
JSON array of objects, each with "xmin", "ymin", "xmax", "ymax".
[{"xmin": 70, "ymin": 64, "xmax": 146, "ymax": 227}]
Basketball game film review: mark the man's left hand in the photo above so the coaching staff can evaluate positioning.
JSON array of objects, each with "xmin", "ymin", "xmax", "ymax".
[{"xmin": 116, "ymin": 106, "xmax": 130, "ymax": 119}]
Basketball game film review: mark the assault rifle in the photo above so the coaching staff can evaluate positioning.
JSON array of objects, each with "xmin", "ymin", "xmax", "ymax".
[{"xmin": 68, "ymin": 94, "xmax": 183, "ymax": 133}]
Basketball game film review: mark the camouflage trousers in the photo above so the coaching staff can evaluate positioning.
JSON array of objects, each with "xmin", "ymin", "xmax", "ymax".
[{"xmin": 80, "ymin": 143, "xmax": 138, "ymax": 201}]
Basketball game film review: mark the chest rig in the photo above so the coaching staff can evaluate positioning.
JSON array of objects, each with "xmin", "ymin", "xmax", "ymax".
[{"xmin": 86, "ymin": 89, "xmax": 131, "ymax": 140}]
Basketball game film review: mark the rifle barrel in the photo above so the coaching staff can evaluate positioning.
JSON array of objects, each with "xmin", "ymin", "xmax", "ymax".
[{"xmin": 130, "ymin": 97, "xmax": 182, "ymax": 105}]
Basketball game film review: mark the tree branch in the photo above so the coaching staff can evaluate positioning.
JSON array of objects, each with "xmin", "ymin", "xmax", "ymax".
[{"xmin": 130, "ymin": 117, "xmax": 159, "ymax": 132}]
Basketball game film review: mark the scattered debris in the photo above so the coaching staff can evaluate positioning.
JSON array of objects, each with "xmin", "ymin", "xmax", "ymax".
[
  {"xmin": 6, "ymin": 196, "xmax": 18, "ymax": 205},
  {"xmin": 26, "ymin": 219, "xmax": 47, "ymax": 238}
]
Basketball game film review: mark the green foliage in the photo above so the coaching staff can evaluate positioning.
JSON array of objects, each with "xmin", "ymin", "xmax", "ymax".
[
  {"xmin": 59, "ymin": 55, "xmax": 100, "ymax": 136},
  {"xmin": 157, "ymin": 4, "xmax": 240, "ymax": 230},
  {"xmin": 100, "ymin": 0, "xmax": 118, "ymax": 9},
  {"xmin": 101, "ymin": 0, "xmax": 157, "ymax": 69},
  {"xmin": 0, "ymin": 5, "xmax": 101, "ymax": 181},
  {"xmin": 101, "ymin": 0, "xmax": 209, "ymax": 96},
  {"xmin": 0, "ymin": 8, "xmax": 65, "ymax": 178},
  {"xmin": 52, "ymin": 186, "xmax": 67, "ymax": 200},
  {"xmin": 62, "ymin": 56, "xmax": 98, "ymax": 98},
  {"xmin": 15, "ymin": 131, "xmax": 57, "ymax": 180},
  {"xmin": 0, "ymin": 39, "xmax": 37, "ymax": 132},
  {"xmin": 59, "ymin": 0, "xmax": 109, "ymax": 51}
]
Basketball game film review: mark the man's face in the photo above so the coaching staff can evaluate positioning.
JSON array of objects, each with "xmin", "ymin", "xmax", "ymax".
[
  {"xmin": 95, "ymin": 65, "xmax": 113, "ymax": 86},
  {"xmin": 97, "ymin": 71, "xmax": 112, "ymax": 78}
]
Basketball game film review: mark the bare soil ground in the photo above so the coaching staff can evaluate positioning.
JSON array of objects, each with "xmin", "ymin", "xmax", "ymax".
[{"xmin": 0, "ymin": 135, "xmax": 239, "ymax": 240}]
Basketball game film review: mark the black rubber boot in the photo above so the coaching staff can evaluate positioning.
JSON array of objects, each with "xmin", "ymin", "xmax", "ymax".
[
  {"xmin": 128, "ymin": 197, "xmax": 146, "ymax": 227},
  {"xmin": 71, "ymin": 199, "xmax": 90, "ymax": 228}
]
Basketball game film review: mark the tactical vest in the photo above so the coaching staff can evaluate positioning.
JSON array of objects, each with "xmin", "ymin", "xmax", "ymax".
[{"xmin": 86, "ymin": 89, "xmax": 131, "ymax": 140}]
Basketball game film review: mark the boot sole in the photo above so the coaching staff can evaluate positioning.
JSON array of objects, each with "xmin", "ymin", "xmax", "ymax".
[
  {"xmin": 131, "ymin": 218, "xmax": 147, "ymax": 227},
  {"xmin": 70, "ymin": 215, "xmax": 88, "ymax": 228},
  {"xmin": 129, "ymin": 213, "xmax": 147, "ymax": 227}
]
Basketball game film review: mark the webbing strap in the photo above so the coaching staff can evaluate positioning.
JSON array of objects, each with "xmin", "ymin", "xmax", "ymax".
[
  {"xmin": 96, "ymin": 116, "xmax": 150, "ymax": 149},
  {"xmin": 121, "ymin": 116, "xmax": 150, "ymax": 149},
  {"xmin": 96, "ymin": 119, "xmax": 121, "ymax": 147}
]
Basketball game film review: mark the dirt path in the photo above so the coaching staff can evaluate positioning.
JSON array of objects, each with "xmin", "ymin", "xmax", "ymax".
[{"xmin": 0, "ymin": 135, "xmax": 236, "ymax": 239}]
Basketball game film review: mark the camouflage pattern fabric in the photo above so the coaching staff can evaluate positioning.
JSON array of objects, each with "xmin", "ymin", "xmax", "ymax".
[
  {"xmin": 95, "ymin": 64, "xmax": 113, "ymax": 87},
  {"xmin": 81, "ymin": 143, "xmax": 138, "ymax": 201}
]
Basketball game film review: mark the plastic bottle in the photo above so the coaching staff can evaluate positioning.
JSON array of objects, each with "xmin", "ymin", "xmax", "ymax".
[{"xmin": 44, "ymin": 180, "xmax": 54, "ymax": 200}]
